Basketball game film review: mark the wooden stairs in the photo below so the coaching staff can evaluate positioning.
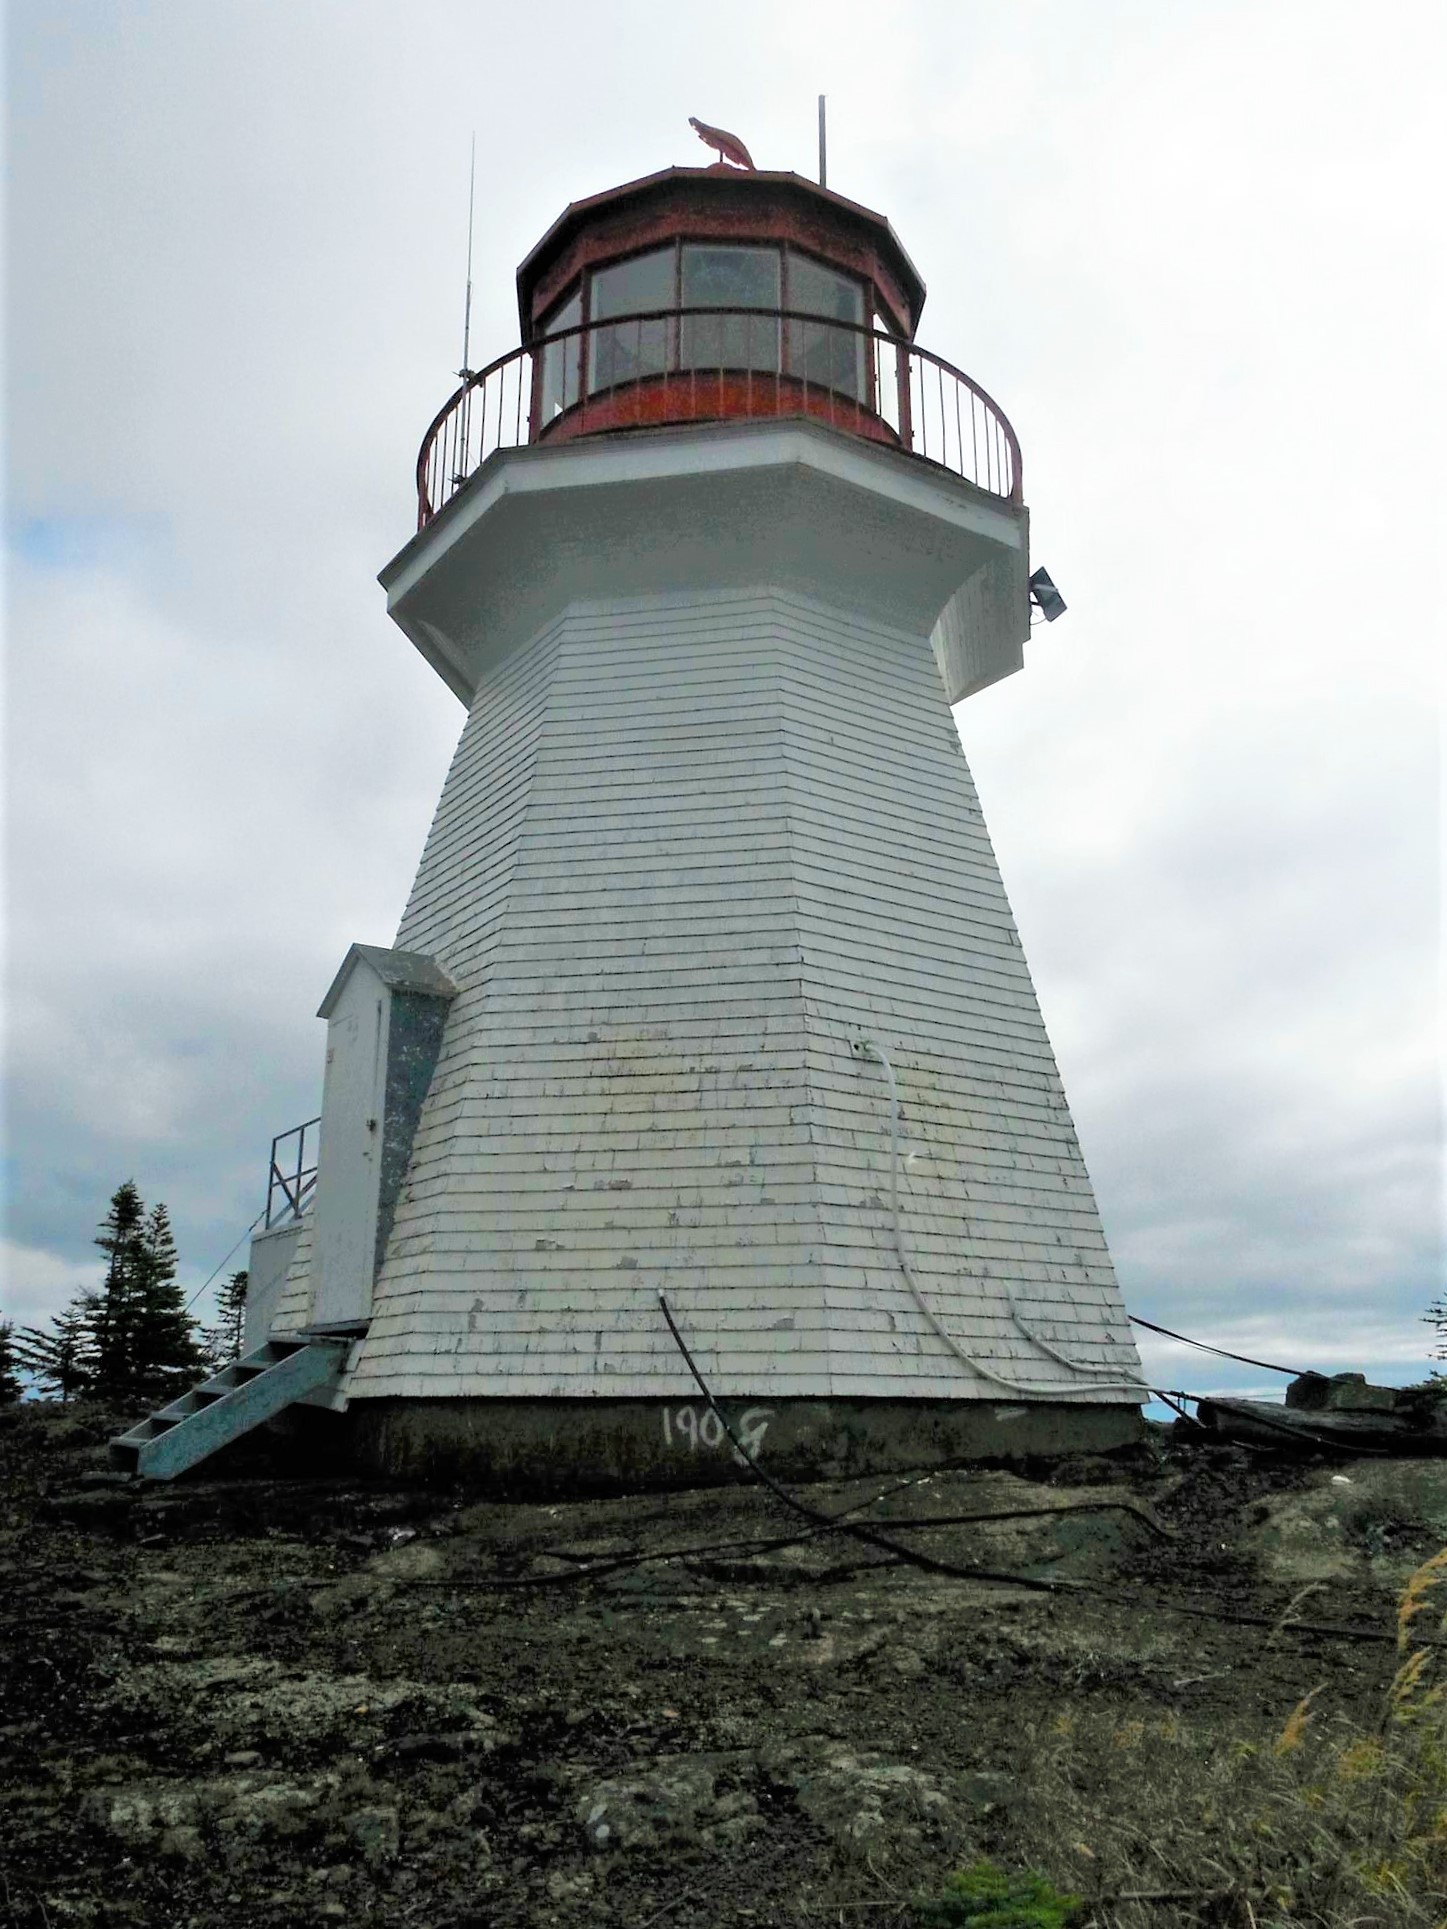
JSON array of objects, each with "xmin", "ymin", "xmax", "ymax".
[{"xmin": 109, "ymin": 1335, "xmax": 354, "ymax": 1480}]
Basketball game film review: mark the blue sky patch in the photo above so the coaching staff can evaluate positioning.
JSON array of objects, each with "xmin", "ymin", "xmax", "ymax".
[{"xmin": 9, "ymin": 514, "xmax": 165, "ymax": 573}]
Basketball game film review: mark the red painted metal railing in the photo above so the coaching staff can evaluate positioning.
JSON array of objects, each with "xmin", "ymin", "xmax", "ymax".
[{"xmin": 415, "ymin": 308, "xmax": 1022, "ymax": 530}]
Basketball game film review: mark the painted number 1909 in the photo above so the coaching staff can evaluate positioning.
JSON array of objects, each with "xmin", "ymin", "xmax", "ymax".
[{"xmin": 662, "ymin": 1404, "xmax": 771, "ymax": 1462}]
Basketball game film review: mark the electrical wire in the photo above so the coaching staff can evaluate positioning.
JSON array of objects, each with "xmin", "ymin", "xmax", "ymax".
[
  {"xmin": 1127, "ymin": 1314, "xmax": 1308, "ymax": 1379},
  {"xmin": 653, "ymin": 1292, "xmax": 1405, "ymax": 1644},
  {"xmin": 853, "ymin": 1037, "xmax": 1157, "ymax": 1400},
  {"xmin": 401, "ymin": 1494, "xmax": 1176, "ymax": 1595},
  {"xmin": 183, "ymin": 1209, "xmax": 267, "ymax": 1313},
  {"xmin": 657, "ymin": 1290, "xmax": 1082, "ymax": 1593},
  {"xmin": 850, "ymin": 1040, "xmax": 1377, "ymax": 1451}
]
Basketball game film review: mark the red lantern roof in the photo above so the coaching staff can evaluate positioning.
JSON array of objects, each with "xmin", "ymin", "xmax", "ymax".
[{"xmin": 516, "ymin": 165, "xmax": 927, "ymax": 342}]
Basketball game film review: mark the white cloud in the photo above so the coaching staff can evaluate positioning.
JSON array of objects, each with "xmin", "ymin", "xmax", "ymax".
[{"xmin": 0, "ymin": 1239, "xmax": 89, "ymax": 1329}]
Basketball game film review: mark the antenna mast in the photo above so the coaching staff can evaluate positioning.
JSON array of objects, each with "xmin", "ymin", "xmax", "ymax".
[
  {"xmin": 460, "ymin": 133, "xmax": 477, "ymax": 378},
  {"xmin": 818, "ymin": 95, "xmax": 827, "ymax": 188}
]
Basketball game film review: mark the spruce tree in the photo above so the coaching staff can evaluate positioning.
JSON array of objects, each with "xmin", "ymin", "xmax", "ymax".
[
  {"xmin": 220, "ymin": 1269, "xmax": 249, "ymax": 1356},
  {"xmin": 12, "ymin": 1302, "xmax": 92, "ymax": 1403},
  {"xmin": 76, "ymin": 1184, "xmax": 206, "ymax": 1406},
  {"xmin": 11, "ymin": 1188, "xmax": 209, "ymax": 1411},
  {"xmin": 131, "ymin": 1203, "xmax": 206, "ymax": 1404},
  {"xmin": 86, "ymin": 1180, "xmax": 148, "ymax": 1400},
  {"xmin": 1425, "ymin": 1297, "xmax": 1446, "ymax": 1364},
  {"xmin": 0, "ymin": 1321, "xmax": 22, "ymax": 1404},
  {"xmin": 201, "ymin": 1270, "xmax": 249, "ymax": 1370}
]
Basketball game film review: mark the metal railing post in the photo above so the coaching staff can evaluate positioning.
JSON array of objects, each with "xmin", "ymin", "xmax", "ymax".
[
  {"xmin": 415, "ymin": 310, "xmax": 1020, "ymax": 529},
  {"xmin": 896, "ymin": 343, "xmax": 914, "ymax": 453},
  {"xmin": 265, "ymin": 1116, "xmax": 322, "ymax": 1229}
]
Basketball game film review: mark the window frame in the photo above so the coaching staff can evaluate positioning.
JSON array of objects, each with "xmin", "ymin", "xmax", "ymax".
[
  {"xmin": 678, "ymin": 242, "xmax": 783, "ymax": 376},
  {"xmin": 538, "ymin": 287, "xmax": 583, "ymax": 424},
  {"xmin": 533, "ymin": 241, "xmax": 883, "ymax": 424},
  {"xmin": 586, "ymin": 244, "xmax": 679, "ymax": 394},
  {"xmin": 782, "ymin": 246, "xmax": 869, "ymax": 402}
]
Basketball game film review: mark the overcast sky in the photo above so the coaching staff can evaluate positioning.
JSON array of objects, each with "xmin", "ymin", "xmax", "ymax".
[{"xmin": 4, "ymin": 0, "xmax": 1442, "ymax": 1403}]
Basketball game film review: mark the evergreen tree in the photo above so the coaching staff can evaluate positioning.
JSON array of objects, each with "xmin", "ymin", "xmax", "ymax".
[
  {"xmin": 66, "ymin": 1183, "xmax": 207, "ymax": 1407},
  {"xmin": 86, "ymin": 1180, "xmax": 148, "ymax": 1401},
  {"xmin": 130, "ymin": 1202, "xmax": 206, "ymax": 1403},
  {"xmin": 12, "ymin": 1187, "xmax": 208, "ymax": 1411},
  {"xmin": 201, "ymin": 1270, "xmax": 249, "ymax": 1371},
  {"xmin": 220, "ymin": 1269, "xmax": 249, "ymax": 1357},
  {"xmin": 12, "ymin": 1302, "xmax": 91, "ymax": 1403},
  {"xmin": 0, "ymin": 1321, "xmax": 22, "ymax": 1404}
]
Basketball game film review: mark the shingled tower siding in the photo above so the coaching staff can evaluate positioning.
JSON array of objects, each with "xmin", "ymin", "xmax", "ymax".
[{"xmin": 336, "ymin": 584, "xmax": 1134, "ymax": 1404}]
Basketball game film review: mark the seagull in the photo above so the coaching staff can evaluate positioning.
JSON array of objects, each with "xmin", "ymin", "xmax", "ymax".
[{"xmin": 688, "ymin": 117, "xmax": 756, "ymax": 171}]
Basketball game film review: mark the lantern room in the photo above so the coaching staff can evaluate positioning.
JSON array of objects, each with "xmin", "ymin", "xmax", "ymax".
[
  {"xmin": 416, "ymin": 166, "xmax": 1021, "ymax": 530},
  {"xmin": 518, "ymin": 165, "xmax": 923, "ymax": 447}
]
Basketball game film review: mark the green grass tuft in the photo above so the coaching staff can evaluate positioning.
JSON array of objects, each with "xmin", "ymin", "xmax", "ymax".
[{"xmin": 916, "ymin": 1858, "xmax": 1081, "ymax": 1928}]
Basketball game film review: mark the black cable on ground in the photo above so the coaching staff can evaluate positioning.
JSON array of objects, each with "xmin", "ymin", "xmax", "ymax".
[
  {"xmin": 534, "ymin": 1495, "xmax": 1174, "ymax": 1574},
  {"xmin": 659, "ymin": 1295, "xmax": 1197, "ymax": 1596},
  {"xmin": 654, "ymin": 1292, "xmax": 1406, "ymax": 1645}
]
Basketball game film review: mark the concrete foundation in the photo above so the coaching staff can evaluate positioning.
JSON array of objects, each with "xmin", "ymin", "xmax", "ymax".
[{"xmin": 347, "ymin": 1395, "xmax": 1145, "ymax": 1495}]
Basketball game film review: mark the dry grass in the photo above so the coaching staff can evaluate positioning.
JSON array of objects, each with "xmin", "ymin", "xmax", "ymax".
[{"xmin": 941, "ymin": 1552, "xmax": 1447, "ymax": 1927}]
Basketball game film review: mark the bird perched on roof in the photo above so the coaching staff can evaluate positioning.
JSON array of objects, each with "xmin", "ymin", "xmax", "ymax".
[{"xmin": 688, "ymin": 117, "xmax": 755, "ymax": 171}]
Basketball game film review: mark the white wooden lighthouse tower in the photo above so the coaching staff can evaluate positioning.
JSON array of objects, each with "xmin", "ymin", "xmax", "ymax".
[{"xmin": 249, "ymin": 145, "xmax": 1147, "ymax": 1486}]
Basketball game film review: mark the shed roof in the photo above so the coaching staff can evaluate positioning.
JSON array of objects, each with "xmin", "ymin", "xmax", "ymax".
[{"xmin": 317, "ymin": 944, "xmax": 459, "ymax": 1019}]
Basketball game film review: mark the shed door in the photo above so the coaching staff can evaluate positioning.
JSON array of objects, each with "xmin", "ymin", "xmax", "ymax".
[{"xmin": 311, "ymin": 984, "xmax": 387, "ymax": 1327}]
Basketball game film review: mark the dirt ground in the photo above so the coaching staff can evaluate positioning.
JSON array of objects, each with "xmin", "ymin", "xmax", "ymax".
[{"xmin": 3, "ymin": 1403, "xmax": 1445, "ymax": 1928}]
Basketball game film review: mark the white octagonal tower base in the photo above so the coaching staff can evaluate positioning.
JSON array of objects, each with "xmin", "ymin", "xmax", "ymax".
[{"xmin": 269, "ymin": 417, "xmax": 1145, "ymax": 1484}]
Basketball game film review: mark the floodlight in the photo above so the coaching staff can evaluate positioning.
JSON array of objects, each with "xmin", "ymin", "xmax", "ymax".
[{"xmin": 1029, "ymin": 566, "xmax": 1067, "ymax": 623}]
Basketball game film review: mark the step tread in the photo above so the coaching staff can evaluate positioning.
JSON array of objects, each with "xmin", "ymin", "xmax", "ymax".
[{"xmin": 106, "ymin": 1338, "xmax": 351, "ymax": 1480}]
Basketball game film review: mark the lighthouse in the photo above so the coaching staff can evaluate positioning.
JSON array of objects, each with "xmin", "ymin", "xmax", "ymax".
[{"xmin": 125, "ymin": 141, "xmax": 1149, "ymax": 1487}]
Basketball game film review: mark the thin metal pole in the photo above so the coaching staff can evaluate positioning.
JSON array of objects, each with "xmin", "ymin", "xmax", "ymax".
[
  {"xmin": 460, "ymin": 133, "xmax": 476, "ymax": 376},
  {"xmin": 818, "ymin": 95, "xmax": 827, "ymax": 187}
]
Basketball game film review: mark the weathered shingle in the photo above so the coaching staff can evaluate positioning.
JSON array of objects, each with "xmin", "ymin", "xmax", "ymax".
[{"xmin": 323, "ymin": 585, "xmax": 1140, "ymax": 1404}]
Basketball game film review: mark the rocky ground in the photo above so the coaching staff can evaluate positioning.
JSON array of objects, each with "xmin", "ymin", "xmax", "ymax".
[{"xmin": 3, "ymin": 1403, "xmax": 1446, "ymax": 1928}]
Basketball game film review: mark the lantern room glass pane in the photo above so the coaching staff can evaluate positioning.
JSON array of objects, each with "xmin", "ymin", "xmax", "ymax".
[
  {"xmin": 787, "ymin": 254, "xmax": 866, "ymax": 399},
  {"xmin": 679, "ymin": 245, "xmax": 781, "ymax": 372},
  {"xmin": 588, "ymin": 247, "xmax": 675, "ymax": 393},
  {"xmin": 539, "ymin": 289, "xmax": 582, "ymax": 422}
]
